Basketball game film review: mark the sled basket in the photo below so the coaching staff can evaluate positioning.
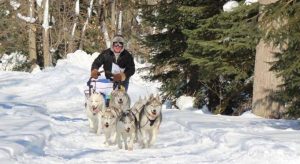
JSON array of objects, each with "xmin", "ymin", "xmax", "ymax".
[{"xmin": 85, "ymin": 78, "xmax": 114, "ymax": 99}]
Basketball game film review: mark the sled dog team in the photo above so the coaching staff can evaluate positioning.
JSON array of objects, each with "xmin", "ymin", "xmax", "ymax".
[{"xmin": 85, "ymin": 88, "xmax": 162, "ymax": 150}]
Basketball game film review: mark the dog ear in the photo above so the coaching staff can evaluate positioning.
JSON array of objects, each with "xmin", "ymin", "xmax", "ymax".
[{"xmin": 119, "ymin": 86, "xmax": 126, "ymax": 92}]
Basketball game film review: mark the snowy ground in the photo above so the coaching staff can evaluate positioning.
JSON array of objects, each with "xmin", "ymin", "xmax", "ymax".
[{"xmin": 1, "ymin": 50, "xmax": 300, "ymax": 164}]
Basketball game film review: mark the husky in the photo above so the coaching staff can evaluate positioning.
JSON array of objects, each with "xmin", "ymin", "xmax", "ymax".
[
  {"xmin": 109, "ymin": 88, "xmax": 131, "ymax": 113},
  {"xmin": 101, "ymin": 106, "xmax": 121, "ymax": 145},
  {"xmin": 131, "ymin": 96, "xmax": 147, "ymax": 122},
  {"xmin": 138, "ymin": 94, "xmax": 162, "ymax": 148},
  {"xmin": 116, "ymin": 111, "xmax": 138, "ymax": 151},
  {"xmin": 86, "ymin": 92, "xmax": 105, "ymax": 134}
]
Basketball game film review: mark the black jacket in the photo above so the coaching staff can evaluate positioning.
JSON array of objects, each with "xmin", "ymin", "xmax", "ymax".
[{"xmin": 91, "ymin": 49, "xmax": 135, "ymax": 81}]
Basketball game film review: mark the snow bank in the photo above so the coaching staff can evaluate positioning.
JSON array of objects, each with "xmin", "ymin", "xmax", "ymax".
[
  {"xmin": 176, "ymin": 95, "xmax": 195, "ymax": 110},
  {"xmin": 0, "ymin": 52, "xmax": 27, "ymax": 71}
]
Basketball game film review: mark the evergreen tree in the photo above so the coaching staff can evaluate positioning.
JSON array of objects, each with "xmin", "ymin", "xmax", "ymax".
[
  {"xmin": 140, "ymin": 0, "xmax": 260, "ymax": 114},
  {"xmin": 261, "ymin": 0, "xmax": 300, "ymax": 118},
  {"xmin": 183, "ymin": 2, "xmax": 260, "ymax": 114},
  {"xmin": 138, "ymin": 0, "xmax": 196, "ymax": 101}
]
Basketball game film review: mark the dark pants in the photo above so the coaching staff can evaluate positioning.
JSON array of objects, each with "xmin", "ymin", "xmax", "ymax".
[{"xmin": 113, "ymin": 79, "xmax": 129, "ymax": 92}]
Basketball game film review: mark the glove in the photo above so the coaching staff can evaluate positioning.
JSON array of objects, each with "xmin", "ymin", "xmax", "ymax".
[
  {"xmin": 113, "ymin": 72, "xmax": 126, "ymax": 81},
  {"xmin": 91, "ymin": 69, "xmax": 100, "ymax": 79}
]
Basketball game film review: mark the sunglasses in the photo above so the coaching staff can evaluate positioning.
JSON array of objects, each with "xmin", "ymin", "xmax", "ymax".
[{"xmin": 113, "ymin": 42, "xmax": 124, "ymax": 47}]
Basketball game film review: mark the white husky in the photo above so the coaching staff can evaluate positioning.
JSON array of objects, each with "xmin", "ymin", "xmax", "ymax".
[
  {"xmin": 86, "ymin": 92, "xmax": 105, "ymax": 134},
  {"xmin": 116, "ymin": 111, "xmax": 138, "ymax": 151},
  {"xmin": 109, "ymin": 88, "xmax": 131, "ymax": 113},
  {"xmin": 101, "ymin": 106, "xmax": 121, "ymax": 145},
  {"xmin": 138, "ymin": 94, "xmax": 162, "ymax": 148}
]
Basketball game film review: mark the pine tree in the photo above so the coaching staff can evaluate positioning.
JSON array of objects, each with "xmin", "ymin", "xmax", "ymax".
[
  {"xmin": 139, "ymin": 0, "xmax": 260, "ymax": 114},
  {"xmin": 138, "ymin": 0, "xmax": 192, "ymax": 101},
  {"xmin": 260, "ymin": 0, "xmax": 300, "ymax": 118},
  {"xmin": 182, "ymin": 2, "xmax": 260, "ymax": 114}
]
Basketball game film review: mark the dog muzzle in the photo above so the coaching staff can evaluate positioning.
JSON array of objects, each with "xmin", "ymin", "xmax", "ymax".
[
  {"xmin": 151, "ymin": 110, "xmax": 157, "ymax": 116},
  {"xmin": 126, "ymin": 127, "xmax": 130, "ymax": 133},
  {"xmin": 92, "ymin": 107, "xmax": 100, "ymax": 114}
]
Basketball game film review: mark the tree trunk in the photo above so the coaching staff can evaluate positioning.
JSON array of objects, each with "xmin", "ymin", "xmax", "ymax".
[
  {"xmin": 111, "ymin": 0, "xmax": 116, "ymax": 35},
  {"xmin": 68, "ymin": 0, "xmax": 80, "ymax": 53},
  {"xmin": 42, "ymin": 0, "xmax": 51, "ymax": 67},
  {"xmin": 79, "ymin": 0, "xmax": 94, "ymax": 50},
  {"xmin": 28, "ymin": 0, "xmax": 37, "ymax": 65},
  {"xmin": 117, "ymin": 0, "xmax": 124, "ymax": 35},
  {"xmin": 117, "ymin": 10, "xmax": 122, "ymax": 35},
  {"xmin": 99, "ymin": 0, "xmax": 111, "ymax": 48},
  {"xmin": 252, "ymin": 0, "xmax": 285, "ymax": 118}
]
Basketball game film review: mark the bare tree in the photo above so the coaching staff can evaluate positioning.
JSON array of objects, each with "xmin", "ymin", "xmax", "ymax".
[
  {"xmin": 28, "ymin": 0, "xmax": 37, "ymax": 65},
  {"xmin": 42, "ymin": 0, "xmax": 52, "ymax": 67},
  {"xmin": 252, "ymin": 0, "xmax": 285, "ymax": 118},
  {"xmin": 99, "ymin": 0, "xmax": 111, "ymax": 48},
  {"xmin": 79, "ymin": 0, "xmax": 95, "ymax": 50},
  {"xmin": 68, "ymin": 0, "xmax": 80, "ymax": 53},
  {"xmin": 111, "ymin": 0, "xmax": 116, "ymax": 34},
  {"xmin": 117, "ymin": 10, "xmax": 122, "ymax": 35}
]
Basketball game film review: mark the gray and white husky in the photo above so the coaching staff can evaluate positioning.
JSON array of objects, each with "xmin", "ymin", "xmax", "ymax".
[
  {"xmin": 138, "ymin": 94, "xmax": 162, "ymax": 148},
  {"xmin": 101, "ymin": 106, "xmax": 121, "ymax": 145},
  {"xmin": 109, "ymin": 88, "xmax": 131, "ymax": 113},
  {"xmin": 116, "ymin": 111, "xmax": 138, "ymax": 151},
  {"xmin": 86, "ymin": 92, "xmax": 105, "ymax": 134}
]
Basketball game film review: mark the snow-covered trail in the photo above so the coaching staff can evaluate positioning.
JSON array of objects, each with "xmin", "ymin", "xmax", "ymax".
[{"xmin": 1, "ymin": 51, "xmax": 300, "ymax": 164}]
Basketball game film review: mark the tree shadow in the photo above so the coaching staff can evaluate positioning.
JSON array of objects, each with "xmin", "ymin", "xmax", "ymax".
[
  {"xmin": 249, "ymin": 119, "xmax": 300, "ymax": 130},
  {"xmin": 62, "ymin": 149, "xmax": 105, "ymax": 160},
  {"xmin": 51, "ymin": 115, "xmax": 87, "ymax": 122},
  {"xmin": 15, "ymin": 139, "xmax": 45, "ymax": 156}
]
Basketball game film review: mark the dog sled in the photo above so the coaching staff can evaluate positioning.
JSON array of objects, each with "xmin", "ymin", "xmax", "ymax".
[{"xmin": 85, "ymin": 78, "xmax": 114, "ymax": 105}]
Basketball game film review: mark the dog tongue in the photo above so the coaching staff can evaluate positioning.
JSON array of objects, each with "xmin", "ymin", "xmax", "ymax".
[{"xmin": 93, "ymin": 108, "xmax": 99, "ymax": 114}]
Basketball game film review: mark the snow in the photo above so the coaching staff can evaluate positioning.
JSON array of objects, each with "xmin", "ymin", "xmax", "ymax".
[
  {"xmin": 36, "ymin": 0, "xmax": 43, "ymax": 7},
  {"xmin": 87, "ymin": 0, "xmax": 94, "ymax": 18},
  {"xmin": 176, "ymin": 95, "xmax": 195, "ymax": 110},
  {"xmin": 42, "ymin": 0, "xmax": 50, "ymax": 30},
  {"xmin": 245, "ymin": 0, "xmax": 258, "ymax": 5},
  {"xmin": 1, "ymin": 50, "xmax": 300, "ymax": 163},
  {"xmin": 75, "ymin": 0, "xmax": 80, "ymax": 15},
  {"xmin": 17, "ymin": 13, "xmax": 36, "ymax": 23},
  {"xmin": 10, "ymin": 0, "xmax": 20, "ymax": 10},
  {"xmin": 223, "ymin": 1, "xmax": 239, "ymax": 12},
  {"xmin": 0, "ymin": 52, "xmax": 27, "ymax": 71}
]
